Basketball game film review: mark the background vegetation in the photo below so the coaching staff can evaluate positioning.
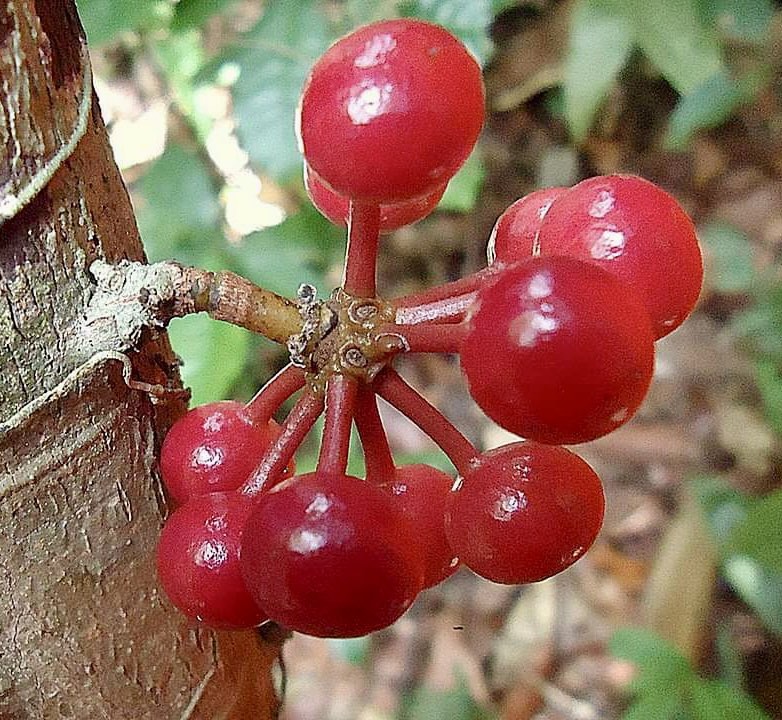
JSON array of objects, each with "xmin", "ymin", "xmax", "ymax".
[{"xmin": 74, "ymin": 1, "xmax": 782, "ymax": 717}]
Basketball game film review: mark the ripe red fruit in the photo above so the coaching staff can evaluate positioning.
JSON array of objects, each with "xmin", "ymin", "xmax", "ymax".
[
  {"xmin": 297, "ymin": 19, "xmax": 485, "ymax": 202},
  {"xmin": 381, "ymin": 464, "xmax": 458, "ymax": 588},
  {"xmin": 461, "ymin": 256, "xmax": 655, "ymax": 444},
  {"xmin": 156, "ymin": 492, "xmax": 266, "ymax": 629},
  {"xmin": 304, "ymin": 164, "xmax": 446, "ymax": 232},
  {"xmin": 536, "ymin": 174, "xmax": 703, "ymax": 338},
  {"xmin": 241, "ymin": 472, "xmax": 425, "ymax": 637},
  {"xmin": 159, "ymin": 401, "xmax": 288, "ymax": 504},
  {"xmin": 487, "ymin": 186, "xmax": 567, "ymax": 264},
  {"xmin": 446, "ymin": 442, "xmax": 605, "ymax": 584}
]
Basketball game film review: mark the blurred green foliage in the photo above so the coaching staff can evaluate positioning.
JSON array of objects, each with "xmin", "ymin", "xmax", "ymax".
[
  {"xmin": 696, "ymin": 477, "xmax": 782, "ymax": 636},
  {"xmin": 564, "ymin": 0, "xmax": 776, "ymax": 147},
  {"xmin": 610, "ymin": 627, "xmax": 771, "ymax": 719}
]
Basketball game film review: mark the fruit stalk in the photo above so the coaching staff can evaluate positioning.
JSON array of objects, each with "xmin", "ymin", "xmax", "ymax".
[
  {"xmin": 342, "ymin": 201, "xmax": 382, "ymax": 297},
  {"xmin": 373, "ymin": 368, "xmax": 477, "ymax": 475}
]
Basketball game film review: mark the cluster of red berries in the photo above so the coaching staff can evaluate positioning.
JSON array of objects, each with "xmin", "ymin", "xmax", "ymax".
[{"xmin": 156, "ymin": 19, "xmax": 703, "ymax": 638}]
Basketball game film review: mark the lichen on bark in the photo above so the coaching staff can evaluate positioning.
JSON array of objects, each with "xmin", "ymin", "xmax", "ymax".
[{"xmin": 0, "ymin": 1, "xmax": 281, "ymax": 717}]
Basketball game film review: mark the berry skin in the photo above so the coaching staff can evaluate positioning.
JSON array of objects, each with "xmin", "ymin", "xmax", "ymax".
[
  {"xmin": 461, "ymin": 256, "xmax": 655, "ymax": 444},
  {"xmin": 446, "ymin": 442, "xmax": 605, "ymax": 584},
  {"xmin": 297, "ymin": 19, "xmax": 485, "ymax": 202},
  {"xmin": 156, "ymin": 492, "xmax": 266, "ymax": 630},
  {"xmin": 304, "ymin": 163, "xmax": 446, "ymax": 232},
  {"xmin": 241, "ymin": 471, "xmax": 425, "ymax": 638},
  {"xmin": 487, "ymin": 186, "xmax": 567, "ymax": 265},
  {"xmin": 160, "ymin": 401, "xmax": 288, "ymax": 504},
  {"xmin": 380, "ymin": 464, "xmax": 458, "ymax": 588},
  {"xmin": 536, "ymin": 174, "xmax": 703, "ymax": 338}
]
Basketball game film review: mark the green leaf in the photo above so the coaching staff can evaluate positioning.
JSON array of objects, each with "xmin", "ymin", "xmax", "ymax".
[
  {"xmin": 152, "ymin": 31, "xmax": 215, "ymax": 140},
  {"xmin": 564, "ymin": 0, "xmax": 635, "ymax": 141},
  {"xmin": 76, "ymin": 0, "xmax": 171, "ymax": 45},
  {"xmin": 722, "ymin": 556, "xmax": 782, "ymax": 635},
  {"xmin": 621, "ymin": 691, "xmax": 687, "ymax": 720},
  {"xmin": 697, "ymin": 222, "xmax": 755, "ymax": 293},
  {"xmin": 754, "ymin": 358, "xmax": 782, "ymax": 436},
  {"xmin": 230, "ymin": 0, "xmax": 345, "ymax": 183},
  {"xmin": 666, "ymin": 73, "xmax": 753, "ymax": 150},
  {"xmin": 439, "ymin": 148, "xmax": 485, "ymax": 212},
  {"xmin": 327, "ymin": 636, "xmax": 371, "ymax": 665},
  {"xmin": 610, "ymin": 628, "xmax": 694, "ymax": 692},
  {"xmin": 228, "ymin": 204, "xmax": 345, "ymax": 297},
  {"xmin": 171, "ymin": 0, "xmax": 235, "ymax": 31},
  {"xmin": 690, "ymin": 679, "xmax": 771, "ymax": 720},
  {"xmin": 727, "ymin": 490, "xmax": 782, "ymax": 574},
  {"xmin": 134, "ymin": 144, "xmax": 222, "ymax": 266},
  {"xmin": 168, "ymin": 313, "xmax": 251, "ymax": 406},
  {"xmin": 692, "ymin": 476, "xmax": 750, "ymax": 548},
  {"xmin": 399, "ymin": 0, "xmax": 496, "ymax": 64},
  {"xmin": 403, "ymin": 676, "xmax": 494, "ymax": 720},
  {"xmin": 714, "ymin": 623, "xmax": 745, "ymax": 692},
  {"xmin": 630, "ymin": 0, "xmax": 725, "ymax": 94},
  {"xmin": 698, "ymin": 0, "xmax": 775, "ymax": 43}
]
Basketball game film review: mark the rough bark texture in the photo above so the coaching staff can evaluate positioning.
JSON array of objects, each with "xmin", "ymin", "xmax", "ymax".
[{"xmin": 0, "ymin": 2, "xmax": 281, "ymax": 717}]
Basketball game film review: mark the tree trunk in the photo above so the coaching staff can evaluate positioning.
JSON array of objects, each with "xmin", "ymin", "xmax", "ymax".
[{"xmin": 0, "ymin": 2, "xmax": 281, "ymax": 717}]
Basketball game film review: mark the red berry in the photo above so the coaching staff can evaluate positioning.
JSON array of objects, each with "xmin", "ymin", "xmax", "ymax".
[
  {"xmin": 461, "ymin": 256, "xmax": 655, "ymax": 444},
  {"xmin": 304, "ymin": 163, "xmax": 446, "ymax": 232},
  {"xmin": 446, "ymin": 442, "xmax": 604, "ymax": 584},
  {"xmin": 241, "ymin": 471, "xmax": 424, "ymax": 637},
  {"xmin": 381, "ymin": 464, "xmax": 458, "ymax": 588},
  {"xmin": 536, "ymin": 174, "xmax": 703, "ymax": 338},
  {"xmin": 156, "ymin": 492, "xmax": 266, "ymax": 629},
  {"xmin": 160, "ymin": 401, "xmax": 289, "ymax": 504},
  {"xmin": 297, "ymin": 19, "xmax": 485, "ymax": 202},
  {"xmin": 487, "ymin": 187, "xmax": 567, "ymax": 264}
]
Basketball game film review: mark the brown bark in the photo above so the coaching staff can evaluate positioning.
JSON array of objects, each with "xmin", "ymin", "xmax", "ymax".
[{"xmin": 0, "ymin": 2, "xmax": 281, "ymax": 717}]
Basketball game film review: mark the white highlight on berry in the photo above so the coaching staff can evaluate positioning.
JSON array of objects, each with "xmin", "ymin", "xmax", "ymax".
[
  {"xmin": 347, "ymin": 81, "xmax": 393, "ymax": 125},
  {"xmin": 492, "ymin": 488, "xmax": 527, "ymax": 522},
  {"xmin": 354, "ymin": 34, "xmax": 397, "ymax": 68},
  {"xmin": 588, "ymin": 189, "xmax": 615, "ymax": 218},
  {"xmin": 589, "ymin": 228, "xmax": 626, "ymax": 260}
]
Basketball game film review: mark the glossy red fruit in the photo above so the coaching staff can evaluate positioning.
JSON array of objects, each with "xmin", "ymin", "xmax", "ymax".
[
  {"xmin": 446, "ymin": 442, "xmax": 605, "ymax": 584},
  {"xmin": 304, "ymin": 164, "xmax": 446, "ymax": 232},
  {"xmin": 160, "ymin": 401, "xmax": 288, "ymax": 504},
  {"xmin": 487, "ymin": 186, "xmax": 567, "ymax": 264},
  {"xmin": 297, "ymin": 19, "xmax": 485, "ymax": 202},
  {"xmin": 461, "ymin": 256, "xmax": 655, "ymax": 444},
  {"xmin": 381, "ymin": 464, "xmax": 458, "ymax": 588},
  {"xmin": 156, "ymin": 492, "xmax": 266, "ymax": 629},
  {"xmin": 241, "ymin": 472, "xmax": 424, "ymax": 638},
  {"xmin": 536, "ymin": 174, "xmax": 703, "ymax": 338}
]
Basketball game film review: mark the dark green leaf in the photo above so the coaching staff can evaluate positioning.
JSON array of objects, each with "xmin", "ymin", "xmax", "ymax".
[
  {"xmin": 231, "ymin": 0, "xmax": 345, "ymax": 183},
  {"xmin": 403, "ymin": 676, "xmax": 494, "ymax": 720},
  {"xmin": 715, "ymin": 623, "xmax": 745, "ymax": 692},
  {"xmin": 171, "ymin": 0, "xmax": 235, "ymax": 31},
  {"xmin": 666, "ymin": 73, "xmax": 753, "ymax": 150},
  {"xmin": 689, "ymin": 679, "xmax": 771, "ymax": 720},
  {"xmin": 399, "ymin": 0, "xmax": 496, "ymax": 64},
  {"xmin": 134, "ymin": 144, "xmax": 222, "ymax": 266},
  {"xmin": 697, "ymin": 222, "xmax": 755, "ymax": 292},
  {"xmin": 691, "ymin": 476, "xmax": 750, "ymax": 548},
  {"xmin": 168, "ymin": 313, "xmax": 251, "ymax": 406},
  {"xmin": 754, "ymin": 358, "xmax": 782, "ymax": 436},
  {"xmin": 727, "ymin": 490, "xmax": 782, "ymax": 574},
  {"xmin": 564, "ymin": 0, "xmax": 635, "ymax": 141},
  {"xmin": 732, "ymin": 282, "xmax": 782, "ymax": 361},
  {"xmin": 621, "ymin": 691, "xmax": 688, "ymax": 720},
  {"xmin": 610, "ymin": 628, "xmax": 694, "ymax": 692},
  {"xmin": 723, "ymin": 556, "xmax": 782, "ymax": 636},
  {"xmin": 228, "ymin": 204, "xmax": 345, "ymax": 297},
  {"xmin": 76, "ymin": 0, "xmax": 170, "ymax": 45},
  {"xmin": 698, "ymin": 0, "xmax": 775, "ymax": 43},
  {"xmin": 439, "ymin": 148, "xmax": 485, "ymax": 212},
  {"xmin": 631, "ymin": 0, "xmax": 725, "ymax": 94}
]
